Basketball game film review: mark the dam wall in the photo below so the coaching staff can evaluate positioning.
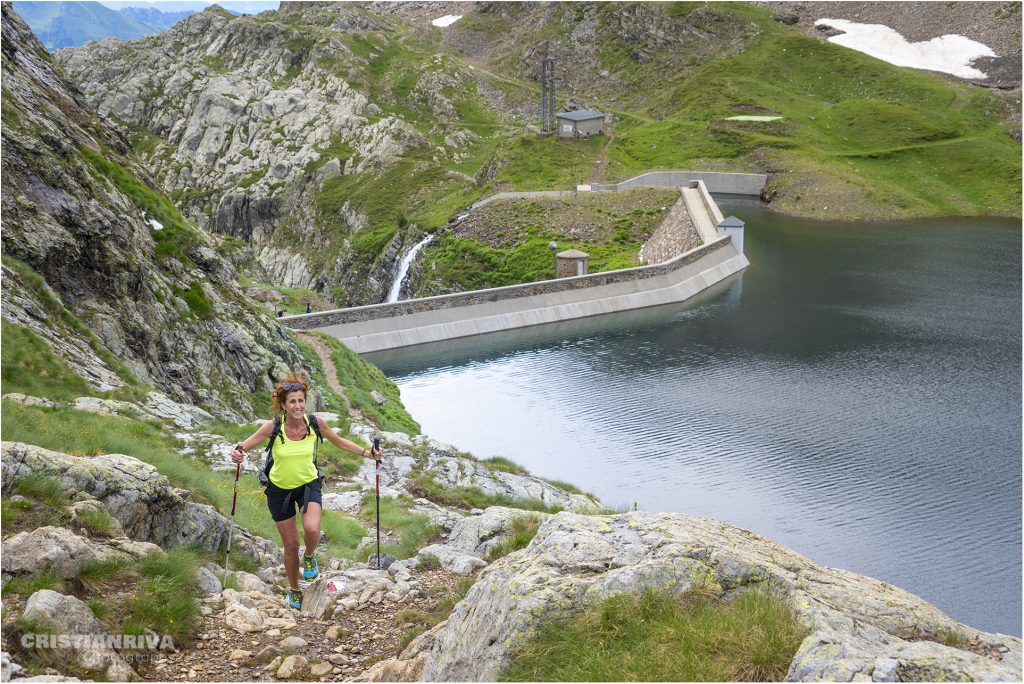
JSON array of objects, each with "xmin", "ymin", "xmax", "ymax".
[
  {"xmin": 287, "ymin": 237, "xmax": 747, "ymax": 353},
  {"xmin": 587, "ymin": 170, "xmax": 766, "ymax": 195}
]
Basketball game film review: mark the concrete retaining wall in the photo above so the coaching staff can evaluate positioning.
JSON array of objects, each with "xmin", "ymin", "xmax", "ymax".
[
  {"xmin": 470, "ymin": 191, "xmax": 576, "ymax": 211},
  {"xmin": 289, "ymin": 237, "xmax": 747, "ymax": 353},
  {"xmin": 591, "ymin": 171, "xmax": 766, "ymax": 195}
]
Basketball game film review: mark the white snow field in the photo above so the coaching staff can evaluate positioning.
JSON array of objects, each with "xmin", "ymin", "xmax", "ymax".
[{"xmin": 815, "ymin": 18, "xmax": 997, "ymax": 80}]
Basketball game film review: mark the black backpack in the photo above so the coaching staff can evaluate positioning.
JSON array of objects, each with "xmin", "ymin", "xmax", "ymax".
[{"xmin": 258, "ymin": 413, "xmax": 324, "ymax": 487}]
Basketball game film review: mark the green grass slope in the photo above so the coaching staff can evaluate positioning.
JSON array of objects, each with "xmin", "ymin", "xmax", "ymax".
[{"xmin": 447, "ymin": 2, "xmax": 1020, "ymax": 222}]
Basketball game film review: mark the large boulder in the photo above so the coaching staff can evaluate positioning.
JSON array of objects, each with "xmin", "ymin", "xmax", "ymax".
[
  {"xmin": 1, "ymin": 442, "xmax": 280, "ymax": 567},
  {"xmin": 21, "ymin": 590, "xmax": 137, "ymax": 681},
  {"xmin": 0, "ymin": 527, "xmax": 151, "ymax": 580},
  {"xmin": 420, "ymin": 512, "xmax": 1022, "ymax": 682}
]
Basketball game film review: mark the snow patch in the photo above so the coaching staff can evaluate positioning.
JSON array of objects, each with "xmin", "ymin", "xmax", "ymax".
[
  {"xmin": 432, "ymin": 15, "xmax": 462, "ymax": 28},
  {"xmin": 816, "ymin": 19, "xmax": 996, "ymax": 80}
]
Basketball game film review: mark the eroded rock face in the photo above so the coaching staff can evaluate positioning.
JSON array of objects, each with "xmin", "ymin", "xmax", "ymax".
[
  {"xmin": 420, "ymin": 512, "xmax": 1022, "ymax": 682},
  {"xmin": 0, "ymin": 442, "xmax": 281, "ymax": 567},
  {"xmin": 446, "ymin": 506, "xmax": 548, "ymax": 556}
]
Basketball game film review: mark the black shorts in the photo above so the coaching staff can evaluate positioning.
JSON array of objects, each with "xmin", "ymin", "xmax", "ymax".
[{"xmin": 265, "ymin": 477, "xmax": 322, "ymax": 522}]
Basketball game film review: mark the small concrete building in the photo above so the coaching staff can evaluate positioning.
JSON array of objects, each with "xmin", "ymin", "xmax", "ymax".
[
  {"xmin": 717, "ymin": 215, "xmax": 745, "ymax": 254},
  {"xmin": 556, "ymin": 249, "xmax": 590, "ymax": 277},
  {"xmin": 556, "ymin": 110, "xmax": 604, "ymax": 139}
]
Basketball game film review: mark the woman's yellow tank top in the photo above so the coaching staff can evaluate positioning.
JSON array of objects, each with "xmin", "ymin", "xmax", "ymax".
[{"xmin": 268, "ymin": 416, "xmax": 319, "ymax": 490}]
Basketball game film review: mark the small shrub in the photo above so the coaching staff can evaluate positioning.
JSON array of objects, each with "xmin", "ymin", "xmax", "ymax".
[
  {"xmin": 362, "ymin": 494, "xmax": 439, "ymax": 560},
  {"xmin": 14, "ymin": 474, "xmax": 68, "ymax": 507},
  {"xmin": 416, "ymin": 554, "xmax": 441, "ymax": 571},
  {"xmin": 933, "ymin": 626, "xmax": 968, "ymax": 648},
  {"xmin": 122, "ymin": 549, "xmax": 202, "ymax": 646},
  {"xmin": 87, "ymin": 599, "xmax": 110, "ymax": 620},
  {"xmin": 481, "ymin": 456, "xmax": 529, "ymax": 476},
  {"xmin": 74, "ymin": 507, "xmax": 118, "ymax": 537},
  {"xmin": 485, "ymin": 515, "xmax": 542, "ymax": 561},
  {"xmin": 77, "ymin": 557, "xmax": 138, "ymax": 593}
]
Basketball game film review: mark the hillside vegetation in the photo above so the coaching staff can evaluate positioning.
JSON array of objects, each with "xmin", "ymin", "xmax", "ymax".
[{"xmin": 55, "ymin": 2, "xmax": 1020, "ymax": 308}]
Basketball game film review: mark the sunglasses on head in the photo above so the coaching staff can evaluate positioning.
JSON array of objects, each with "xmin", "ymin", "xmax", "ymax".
[{"xmin": 280, "ymin": 382, "xmax": 304, "ymax": 392}]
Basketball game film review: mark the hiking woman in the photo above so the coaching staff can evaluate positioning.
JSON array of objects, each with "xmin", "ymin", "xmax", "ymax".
[{"xmin": 230, "ymin": 372, "xmax": 381, "ymax": 609}]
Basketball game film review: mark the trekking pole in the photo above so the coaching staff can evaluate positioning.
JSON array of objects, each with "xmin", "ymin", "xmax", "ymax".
[
  {"xmin": 223, "ymin": 460, "xmax": 242, "ymax": 589},
  {"xmin": 374, "ymin": 437, "xmax": 381, "ymax": 570}
]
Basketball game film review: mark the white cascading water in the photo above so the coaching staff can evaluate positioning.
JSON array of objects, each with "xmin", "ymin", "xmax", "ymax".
[{"xmin": 387, "ymin": 234, "xmax": 434, "ymax": 303}]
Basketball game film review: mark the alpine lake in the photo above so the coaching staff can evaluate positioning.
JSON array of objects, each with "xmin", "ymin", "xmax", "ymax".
[{"xmin": 367, "ymin": 197, "xmax": 1022, "ymax": 637}]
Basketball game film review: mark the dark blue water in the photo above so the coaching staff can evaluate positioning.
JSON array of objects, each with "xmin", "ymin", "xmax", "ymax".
[{"xmin": 367, "ymin": 202, "xmax": 1022, "ymax": 636}]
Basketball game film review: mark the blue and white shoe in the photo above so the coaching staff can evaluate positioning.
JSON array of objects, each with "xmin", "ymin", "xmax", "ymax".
[
  {"xmin": 302, "ymin": 554, "xmax": 319, "ymax": 581},
  {"xmin": 286, "ymin": 589, "xmax": 302, "ymax": 610}
]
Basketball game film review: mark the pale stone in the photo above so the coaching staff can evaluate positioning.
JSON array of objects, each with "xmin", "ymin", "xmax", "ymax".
[
  {"xmin": 278, "ymin": 636, "xmax": 307, "ymax": 652},
  {"xmin": 310, "ymin": 662, "xmax": 333, "ymax": 676},
  {"xmin": 275, "ymin": 655, "xmax": 308, "ymax": 679},
  {"xmin": 228, "ymin": 650, "xmax": 252, "ymax": 662},
  {"xmin": 196, "ymin": 566, "xmax": 222, "ymax": 594}
]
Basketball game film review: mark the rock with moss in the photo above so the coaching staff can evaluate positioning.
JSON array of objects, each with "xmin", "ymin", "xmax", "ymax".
[{"xmin": 420, "ymin": 512, "xmax": 1022, "ymax": 682}]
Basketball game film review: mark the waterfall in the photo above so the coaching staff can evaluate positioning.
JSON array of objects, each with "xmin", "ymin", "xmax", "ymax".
[{"xmin": 387, "ymin": 234, "xmax": 434, "ymax": 303}]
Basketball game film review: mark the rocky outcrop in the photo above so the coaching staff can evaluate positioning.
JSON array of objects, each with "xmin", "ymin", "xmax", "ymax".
[
  {"xmin": 1, "ymin": 3, "xmax": 307, "ymax": 419},
  {"xmin": 340, "ymin": 427, "xmax": 600, "ymax": 517},
  {"xmin": 419, "ymin": 512, "xmax": 1022, "ymax": 682},
  {"xmin": 0, "ymin": 442, "xmax": 281, "ymax": 567},
  {"xmin": 419, "ymin": 447, "xmax": 599, "ymax": 513},
  {"xmin": 55, "ymin": 4, "xmax": 482, "ymax": 303},
  {"xmin": 0, "ymin": 527, "xmax": 160, "ymax": 581}
]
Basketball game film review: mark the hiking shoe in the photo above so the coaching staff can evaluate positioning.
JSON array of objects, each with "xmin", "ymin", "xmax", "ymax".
[
  {"xmin": 302, "ymin": 554, "xmax": 319, "ymax": 581},
  {"xmin": 286, "ymin": 589, "xmax": 302, "ymax": 610}
]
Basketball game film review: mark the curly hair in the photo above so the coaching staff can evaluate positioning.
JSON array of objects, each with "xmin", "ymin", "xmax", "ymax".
[{"xmin": 270, "ymin": 370, "xmax": 311, "ymax": 415}]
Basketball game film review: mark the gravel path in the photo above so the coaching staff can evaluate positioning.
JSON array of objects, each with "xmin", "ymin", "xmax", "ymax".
[
  {"xmin": 140, "ymin": 569, "xmax": 463, "ymax": 682},
  {"xmin": 296, "ymin": 332, "xmax": 365, "ymax": 422}
]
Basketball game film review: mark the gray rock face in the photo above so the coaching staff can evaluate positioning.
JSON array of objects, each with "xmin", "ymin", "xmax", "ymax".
[
  {"xmin": 22, "ymin": 590, "xmax": 138, "ymax": 681},
  {"xmin": 1, "ymin": 527, "xmax": 139, "ymax": 581},
  {"xmin": 300, "ymin": 568, "xmax": 412, "ymax": 618},
  {"xmin": 421, "ymin": 512, "xmax": 1022, "ymax": 682},
  {"xmin": 0, "ymin": 3, "xmax": 307, "ymax": 419},
  {"xmin": 1, "ymin": 442, "xmax": 280, "ymax": 567}
]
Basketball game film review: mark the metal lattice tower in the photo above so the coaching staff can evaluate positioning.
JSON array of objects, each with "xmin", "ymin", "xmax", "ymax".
[{"xmin": 540, "ymin": 58, "xmax": 555, "ymax": 132}]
